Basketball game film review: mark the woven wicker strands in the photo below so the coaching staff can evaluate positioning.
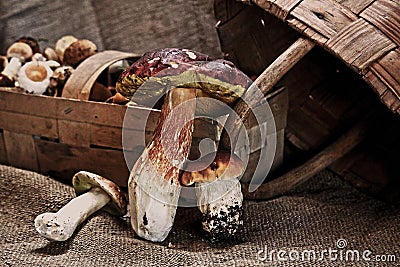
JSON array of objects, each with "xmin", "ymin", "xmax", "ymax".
[{"xmin": 248, "ymin": 0, "xmax": 400, "ymax": 114}]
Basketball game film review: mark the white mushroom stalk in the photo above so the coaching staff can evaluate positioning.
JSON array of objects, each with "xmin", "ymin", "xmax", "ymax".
[
  {"xmin": 128, "ymin": 87, "xmax": 197, "ymax": 242},
  {"xmin": 35, "ymin": 171, "xmax": 126, "ymax": 242},
  {"xmin": 34, "ymin": 187, "xmax": 110, "ymax": 242},
  {"xmin": 17, "ymin": 53, "xmax": 60, "ymax": 94},
  {"xmin": 196, "ymin": 179, "xmax": 243, "ymax": 241},
  {"xmin": 182, "ymin": 151, "xmax": 245, "ymax": 241},
  {"xmin": 1, "ymin": 57, "xmax": 22, "ymax": 84},
  {"xmin": 1, "ymin": 42, "xmax": 33, "ymax": 85}
]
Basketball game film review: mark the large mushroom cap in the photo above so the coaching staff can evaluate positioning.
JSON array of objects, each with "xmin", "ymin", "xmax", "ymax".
[
  {"xmin": 158, "ymin": 59, "xmax": 251, "ymax": 106},
  {"xmin": 72, "ymin": 171, "xmax": 127, "ymax": 216},
  {"xmin": 116, "ymin": 48, "xmax": 212, "ymax": 100},
  {"xmin": 117, "ymin": 48, "xmax": 251, "ymax": 109}
]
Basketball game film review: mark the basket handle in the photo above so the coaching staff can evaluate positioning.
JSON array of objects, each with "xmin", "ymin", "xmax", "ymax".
[{"xmin": 62, "ymin": 50, "xmax": 140, "ymax": 100}]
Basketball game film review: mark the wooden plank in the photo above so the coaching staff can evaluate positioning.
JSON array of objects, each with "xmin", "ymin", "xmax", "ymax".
[
  {"xmin": 0, "ymin": 110, "xmax": 58, "ymax": 138},
  {"xmin": 56, "ymin": 99, "xmax": 124, "ymax": 127},
  {"xmin": 326, "ymin": 19, "xmax": 396, "ymax": 71},
  {"xmin": 214, "ymin": 0, "xmax": 247, "ymax": 23},
  {"xmin": 58, "ymin": 120, "xmax": 90, "ymax": 147},
  {"xmin": 35, "ymin": 138, "xmax": 136, "ymax": 187},
  {"xmin": 0, "ymin": 131, "xmax": 8, "ymax": 164},
  {"xmin": 361, "ymin": 0, "xmax": 400, "ymax": 45},
  {"xmin": 3, "ymin": 130, "xmax": 39, "ymax": 171},
  {"xmin": 337, "ymin": 0, "xmax": 375, "ymax": 14},
  {"xmin": 216, "ymin": 5, "xmax": 300, "ymax": 77},
  {"xmin": 291, "ymin": 0, "xmax": 357, "ymax": 38},
  {"xmin": 0, "ymin": 89, "xmax": 58, "ymax": 117}
]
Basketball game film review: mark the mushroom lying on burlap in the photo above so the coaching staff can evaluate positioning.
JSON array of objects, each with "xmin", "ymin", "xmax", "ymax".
[
  {"xmin": 34, "ymin": 171, "xmax": 127, "ymax": 242},
  {"xmin": 117, "ymin": 48, "xmax": 250, "ymax": 242}
]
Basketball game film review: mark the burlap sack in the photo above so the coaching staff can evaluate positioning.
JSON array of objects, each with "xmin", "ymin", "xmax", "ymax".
[{"xmin": 0, "ymin": 165, "xmax": 398, "ymax": 266}]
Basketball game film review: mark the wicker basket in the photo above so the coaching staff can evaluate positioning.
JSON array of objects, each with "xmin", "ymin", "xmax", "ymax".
[{"xmin": 214, "ymin": 0, "xmax": 400, "ymax": 200}]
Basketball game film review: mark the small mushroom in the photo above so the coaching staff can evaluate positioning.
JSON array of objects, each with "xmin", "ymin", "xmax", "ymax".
[
  {"xmin": 1, "ymin": 41, "xmax": 34, "ymax": 86},
  {"xmin": 182, "ymin": 151, "xmax": 245, "ymax": 241},
  {"xmin": 45, "ymin": 65, "xmax": 74, "ymax": 96},
  {"xmin": 17, "ymin": 53, "xmax": 60, "ymax": 94},
  {"xmin": 43, "ymin": 47, "xmax": 60, "ymax": 62},
  {"xmin": 55, "ymin": 35, "xmax": 78, "ymax": 63},
  {"xmin": 34, "ymin": 171, "xmax": 127, "ymax": 242},
  {"xmin": 7, "ymin": 42, "xmax": 33, "ymax": 62},
  {"xmin": 62, "ymin": 39, "xmax": 97, "ymax": 67},
  {"xmin": 17, "ymin": 36, "xmax": 41, "ymax": 55}
]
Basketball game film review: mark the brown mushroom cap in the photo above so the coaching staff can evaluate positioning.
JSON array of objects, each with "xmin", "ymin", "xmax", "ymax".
[
  {"xmin": 72, "ymin": 171, "xmax": 127, "ymax": 216},
  {"xmin": 55, "ymin": 35, "xmax": 78, "ymax": 62},
  {"xmin": 6, "ymin": 42, "xmax": 33, "ymax": 61},
  {"xmin": 17, "ymin": 36, "xmax": 40, "ymax": 55},
  {"xmin": 116, "ymin": 48, "xmax": 251, "ymax": 107},
  {"xmin": 116, "ymin": 48, "xmax": 212, "ymax": 99},
  {"xmin": 181, "ymin": 151, "xmax": 244, "ymax": 186},
  {"xmin": 63, "ymin": 39, "xmax": 97, "ymax": 67}
]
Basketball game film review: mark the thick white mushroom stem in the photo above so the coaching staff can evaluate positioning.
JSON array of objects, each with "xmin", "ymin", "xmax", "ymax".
[
  {"xmin": 34, "ymin": 187, "xmax": 110, "ymax": 242},
  {"xmin": 128, "ymin": 87, "xmax": 196, "ymax": 242},
  {"xmin": 196, "ymin": 180, "xmax": 243, "ymax": 241}
]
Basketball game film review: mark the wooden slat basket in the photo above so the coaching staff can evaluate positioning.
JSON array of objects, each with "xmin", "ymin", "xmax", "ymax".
[{"xmin": 0, "ymin": 50, "xmax": 287, "ymax": 188}]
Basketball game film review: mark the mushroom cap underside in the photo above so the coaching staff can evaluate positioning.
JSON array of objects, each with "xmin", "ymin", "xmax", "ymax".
[{"xmin": 72, "ymin": 171, "xmax": 127, "ymax": 216}]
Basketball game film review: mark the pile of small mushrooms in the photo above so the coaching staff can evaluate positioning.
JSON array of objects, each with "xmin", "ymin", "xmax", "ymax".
[
  {"xmin": 0, "ymin": 35, "xmax": 102, "ymax": 97},
  {"xmin": 31, "ymin": 47, "xmax": 251, "ymax": 243}
]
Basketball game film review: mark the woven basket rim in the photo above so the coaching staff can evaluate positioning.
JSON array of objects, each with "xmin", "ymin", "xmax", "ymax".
[{"xmin": 248, "ymin": 0, "xmax": 400, "ymax": 114}]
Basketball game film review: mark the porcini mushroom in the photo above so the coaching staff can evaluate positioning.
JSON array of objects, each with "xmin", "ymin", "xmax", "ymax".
[
  {"xmin": 43, "ymin": 47, "xmax": 60, "ymax": 62},
  {"xmin": 17, "ymin": 53, "xmax": 60, "ymax": 94},
  {"xmin": 121, "ymin": 48, "xmax": 212, "ymax": 242},
  {"xmin": 62, "ymin": 39, "xmax": 97, "ymax": 67},
  {"xmin": 34, "ymin": 171, "xmax": 127, "ymax": 242},
  {"xmin": 120, "ymin": 48, "xmax": 250, "ymax": 242},
  {"xmin": 55, "ymin": 35, "xmax": 78, "ymax": 63},
  {"xmin": 182, "ymin": 151, "xmax": 244, "ymax": 241}
]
